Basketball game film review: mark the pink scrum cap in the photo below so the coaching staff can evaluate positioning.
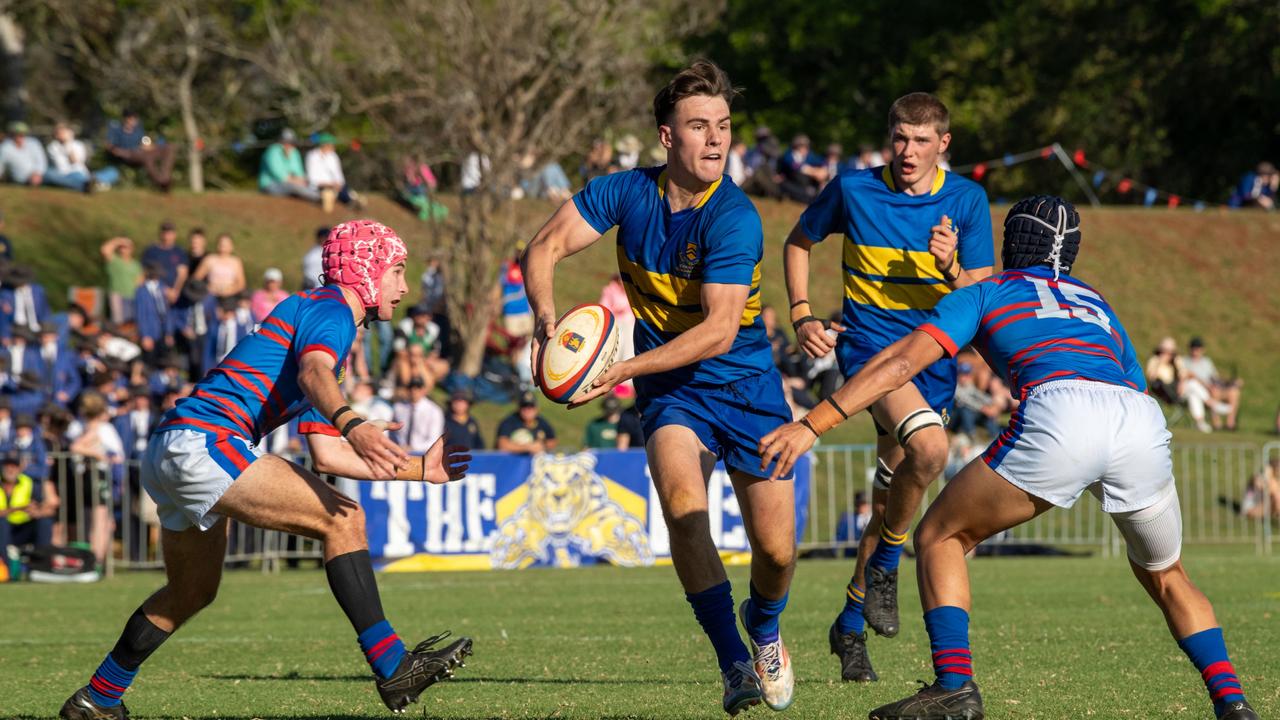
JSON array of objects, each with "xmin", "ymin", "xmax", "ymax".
[{"xmin": 321, "ymin": 219, "xmax": 408, "ymax": 308}]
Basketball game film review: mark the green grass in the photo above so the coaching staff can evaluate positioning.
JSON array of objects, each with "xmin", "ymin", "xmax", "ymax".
[{"xmin": 4, "ymin": 550, "xmax": 1278, "ymax": 719}]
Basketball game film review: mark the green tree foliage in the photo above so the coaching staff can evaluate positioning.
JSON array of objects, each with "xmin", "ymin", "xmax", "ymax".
[{"xmin": 690, "ymin": 0, "xmax": 1280, "ymax": 202}]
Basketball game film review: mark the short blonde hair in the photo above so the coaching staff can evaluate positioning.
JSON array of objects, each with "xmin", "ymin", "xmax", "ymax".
[{"xmin": 888, "ymin": 92, "xmax": 950, "ymax": 136}]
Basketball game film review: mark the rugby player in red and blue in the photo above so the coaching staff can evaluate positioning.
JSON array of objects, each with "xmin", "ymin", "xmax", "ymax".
[
  {"xmin": 760, "ymin": 196, "xmax": 1257, "ymax": 720},
  {"xmin": 60, "ymin": 220, "xmax": 473, "ymax": 720}
]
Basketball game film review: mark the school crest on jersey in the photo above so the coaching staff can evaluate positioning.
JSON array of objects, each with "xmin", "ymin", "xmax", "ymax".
[{"xmin": 674, "ymin": 241, "xmax": 701, "ymax": 278}]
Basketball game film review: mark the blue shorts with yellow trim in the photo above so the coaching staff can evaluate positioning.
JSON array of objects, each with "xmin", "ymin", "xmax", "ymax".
[
  {"xmin": 635, "ymin": 369, "xmax": 792, "ymax": 480},
  {"xmin": 837, "ymin": 335, "xmax": 956, "ymax": 422}
]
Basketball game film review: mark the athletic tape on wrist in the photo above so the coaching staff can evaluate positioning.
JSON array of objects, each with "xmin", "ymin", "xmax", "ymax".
[
  {"xmin": 789, "ymin": 301, "xmax": 812, "ymax": 324},
  {"xmin": 340, "ymin": 416, "xmax": 365, "ymax": 438},
  {"xmin": 803, "ymin": 396, "xmax": 850, "ymax": 436},
  {"xmin": 395, "ymin": 455, "xmax": 427, "ymax": 482},
  {"xmin": 893, "ymin": 408, "xmax": 944, "ymax": 447},
  {"xmin": 330, "ymin": 405, "xmax": 354, "ymax": 426}
]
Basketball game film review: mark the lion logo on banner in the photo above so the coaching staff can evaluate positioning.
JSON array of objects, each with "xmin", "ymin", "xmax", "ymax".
[{"xmin": 490, "ymin": 453, "xmax": 654, "ymax": 569}]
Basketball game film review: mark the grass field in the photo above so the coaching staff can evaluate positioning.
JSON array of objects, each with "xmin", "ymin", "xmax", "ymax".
[{"xmin": 4, "ymin": 550, "xmax": 1277, "ymax": 719}]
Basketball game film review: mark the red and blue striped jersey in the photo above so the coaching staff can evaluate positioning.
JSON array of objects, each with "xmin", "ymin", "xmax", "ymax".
[
  {"xmin": 917, "ymin": 265, "xmax": 1144, "ymax": 398},
  {"xmin": 156, "ymin": 285, "xmax": 354, "ymax": 442}
]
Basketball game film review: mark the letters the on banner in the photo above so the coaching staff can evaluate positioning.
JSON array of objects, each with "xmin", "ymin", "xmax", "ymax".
[{"xmin": 355, "ymin": 450, "xmax": 811, "ymax": 572}]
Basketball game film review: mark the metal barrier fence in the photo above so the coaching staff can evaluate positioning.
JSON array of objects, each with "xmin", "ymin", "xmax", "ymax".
[
  {"xmin": 39, "ymin": 441, "xmax": 1277, "ymax": 574},
  {"xmin": 801, "ymin": 443, "xmax": 1277, "ymax": 557}
]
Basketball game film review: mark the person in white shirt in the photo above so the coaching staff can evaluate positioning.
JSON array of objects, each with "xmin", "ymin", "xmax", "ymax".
[
  {"xmin": 301, "ymin": 226, "xmax": 330, "ymax": 289},
  {"xmin": 392, "ymin": 378, "xmax": 445, "ymax": 455},
  {"xmin": 46, "ymin": 122, "xmax": 120, "ymax": 190},
  {"xmin": 305, "ymin": 133, "xmax": 364, "ymax": 212}
]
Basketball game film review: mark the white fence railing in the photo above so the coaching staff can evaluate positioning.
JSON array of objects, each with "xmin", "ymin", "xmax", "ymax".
[{"xmin": 33, "ymin": 441, "xmax": 1277, "ymax": 575}]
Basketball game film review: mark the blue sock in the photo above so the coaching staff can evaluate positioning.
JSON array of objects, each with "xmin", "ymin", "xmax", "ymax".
[
  {"xmin": 358, "ymin": 619, "xmax": 407, "ymax": 680},
  {"xmin": 88, "ymin": 654, "xmax": 137, "ymax": 707},
  {"xmin": 868, "ymin": 525, "xmax": 908, "ymax": 572},
  {"xmin": 1178, "ymin": 627, "xmax": 1246, "ymax": 715},
  {"xmin": 924, "ymin": 606, "xmax": 972, "ymax": 690},
  {"xmin": 746, "ymin": 582, "xmax": 787, "ymax": 645},
  {"xmin": 687, "ymin": 581, "xmax": 751, "ymax": 674},
  {"xmin": 835, "ymin": 579, "xmax": 866, "ymax": 635}
]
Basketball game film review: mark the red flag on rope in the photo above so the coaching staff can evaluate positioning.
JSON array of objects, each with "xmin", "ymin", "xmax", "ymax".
[
  {"xmin": 1117, "ymin": 178, "xmax": 1133, "ymax": 194},
  {"xmin": 1168, "ymin": 195, "xmax": 1181, "ymax": 209},
  {"xmin": 972, "ymin": 163, "xmax": 987, "ymax": 181},
  {"xmin": 1072, "ymin": 149, "xmax": 1087, "ymax": 166}
]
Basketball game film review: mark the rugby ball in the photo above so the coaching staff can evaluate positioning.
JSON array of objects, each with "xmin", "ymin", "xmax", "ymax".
[{"xmin": 536, "ymin": 303, "xmax": 619, "ymax": 404}]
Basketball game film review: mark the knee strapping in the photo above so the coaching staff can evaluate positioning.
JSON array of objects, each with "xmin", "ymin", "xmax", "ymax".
[
  {"xmin": 873, "ymin": 457, "xmax": 894, "ymax": 491},
  {"xmin": 1112, "ymin": 484, "xmax": 1182, "ymax": 571},
  {"xmin": 894, "ymin": 408, "xmax": 945, "ymax": 448}
]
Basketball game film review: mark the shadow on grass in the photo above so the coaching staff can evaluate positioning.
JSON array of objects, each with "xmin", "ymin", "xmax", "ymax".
[{"xmin": 203, "ymin": 672, "xmax": 705, "ymax": 686}]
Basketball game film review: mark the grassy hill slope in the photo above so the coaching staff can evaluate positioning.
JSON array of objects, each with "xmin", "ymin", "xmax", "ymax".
[{"xmin": 2, "ymin": 187, "xmax": 1277, "ymax": 446}]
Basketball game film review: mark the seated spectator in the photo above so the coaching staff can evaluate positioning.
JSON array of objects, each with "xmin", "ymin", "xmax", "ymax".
[
  {"xmin": 615, "ymin": 134, "xmax": 642, "ymax": 171},
  {"xmin": 46, "ymin": 122, "xmax": 119, "ymax": 191},
  {"xmin": 500, "ymin": 254, "xmax": 533, "ymax": 338},
  {"xmin": 111, "ymin": 386, "xmax": 157, "ymax": 462},
  {"xmin": 148, "ymin": 354, "xmax": 184, "ymax": 400},
  {"xmin": 518, "ymin": 151, "xmax": 572, "ymax": 203},
  {"xmin": 741, "ymin": 128, "xmax": 782, "ymax": 199},
  {"xmin": 616, "ymin": 402, "xmax": 645, "ymax": 450},
  {"xmin": 854, "ymin": 144, "xmax": 884, "ymax": 170},
  {"xmin": 250, "ymin": 268, "xmax": 289, "ymax": 323},
  {"xmin": 0, "ymin": 122, "xmax": 76, "ymax": 191},
  {"xmin": 349, "ymin": 378, "xmax": 393, "ymax": 425},
  {"xmin": 301, "ymin": 226, "xmax": 330, "ymax": 290},
  {"xmin": 38, "ymin": 327, "xmax": 80, "ymax": 406},
  {"xmin": 1182, "ymin": 337, "xmax": 1242, "ymax": 431},
  {"xmin": 726, "ymin": 140, "xmax": 749, "ymax": 187},
  {"xmin": 105, "ymin": 109, "xmax": 175, "ymax": 191},
  {"xmin": 0, "ymin": 263, "xmax": 52, "ymax": 337},
  {"xmin": 583, "ymin": 395, "xmax": 624, "ymax": 449},
  {"xmin": 443, "ymin": 389, "xmax": 485, "ymax": 450},
  {"xmin": 580, "ymin": 138, "xmax": 615, "ymax": 181},
  {"xmin": 9, "ymin": 371, "xmax": 47, "ymax": 419},
  {"xmin": 393, "ymin": 378, "xmax": 445, "ymax": 456},
  {"xmin": 101, "ymin": 236, "xmax": 143, "ymax": 325},
  {"xmin": 134, "ymin": 262, "xmax": 174, "ymax": 366},
  {"xmin": 208, "ymin": 296, "xmax": 249, "ymax": 367},
  {"xmin": 259, "ymin": 128, "xmax": 320, "ymax": 202},
  {"xmin": 822, "ymin": 143, "xmax": 844, "ymax": 187},
  {"xmin": 306, "ymin": 133, "xmax": 364, "ymax": 212},
  {"xmin": 496, "ymin": 391, "xmax": 556, "ymax": 454},
  {"xmin": 7, "ymin": 414, "xmax": 48, "ymax": 481},
  {"xmin": 460, "ymin": 152, "xmax": 490, "ymax": 194},
  {"xmin": 400, "ymin": 155, "xmax": 447, "ymax": 221},
  {"xmin": 1230, "ymin": 161, "xmax": 1277, "ymax": 210},
  {"xmin": 141, "ymin": 221, "xmax": 189, "ymax": 303},
  {"xmin": 950, "ymin": 361, "xmax": 1001, "ymax": 439},
  {"xmin": 1241, "ymin": 456, "xmax": 1280, "ymax": 520},
  {"xmin": 1146, "ymin": 336, "xmax": 1211, "ymax": 432},
  {"xmin": 392, "ymin": 342, "xmax": 446, "ymax": 394},
  {"xmin": 776, "ymin": 134, "xmax": 827, "ymax": 203},
  {"xmin": 7, "ymin": 326, "xmax": 41, "ymax": 380},
  {"xmin": 193, "ymin": 233, "xmax": 246, "ymax": 298},
  {"xmin": 0, "ymin": 452, "xmax": 57, "ymax": 552}
]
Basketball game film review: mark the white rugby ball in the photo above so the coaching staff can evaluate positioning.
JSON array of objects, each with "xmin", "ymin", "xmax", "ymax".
[{"xmin": 536, "ymin": 303, "xmax": 619, "ymax": 404}]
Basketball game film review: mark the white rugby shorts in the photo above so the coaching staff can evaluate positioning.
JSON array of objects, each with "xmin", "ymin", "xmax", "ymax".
[
  {"xmin": 141, "ymin": 429, "xmax": 264, "ymax": 531},
  {"xmin": 983, "ymin": 379, "xmax": 1173, "ymax": 513}
]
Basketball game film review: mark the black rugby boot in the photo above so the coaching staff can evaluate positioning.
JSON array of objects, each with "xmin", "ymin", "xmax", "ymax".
[
  {"xmin": 829, "ymin": 620, "xmax": 878, "ymax": 682},
  {"xmin": 375, "ymin": 631, "xmax": 473, "ymax": 713},
  {"xmin": 59, "ymin": 687, "xmax": 129, "ymax": 720},
  {"xmin": 868, "ymin": 680, "xmax": 984, "ymax": 720},
  {"xmin": 1218, "ymin": 700, "xmax": 1260, "ymax": 720},
  {"xmin": 864, "ymin": 565, "xmax": 900, "ymax": 637}
]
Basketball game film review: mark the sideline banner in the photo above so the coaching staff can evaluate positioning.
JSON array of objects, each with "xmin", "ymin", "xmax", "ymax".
[{"xmin": 355, "ymin": 450, "xmax": 810, "ymax": 571}]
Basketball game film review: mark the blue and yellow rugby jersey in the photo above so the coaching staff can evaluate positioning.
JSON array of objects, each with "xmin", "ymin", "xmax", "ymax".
[
  {"xmin": 156, "ymin": 285, "xmax": 354, "ymax": 443},
  {"xmin": 800, "ymin": 166, "xmax": 994, "ymax": 352},
  {"xmin": 572, "ymin": 166, "xmax": 772, "ymax": 391}
]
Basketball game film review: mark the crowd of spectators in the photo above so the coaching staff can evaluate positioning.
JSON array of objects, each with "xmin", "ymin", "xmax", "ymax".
[
  {"xmin": 258, "ymin": 128, "xmax": 367, "ymax": 213},
  {"xmin": 1145, "ymin": 336, "xmax": 1244, "ymax": 433}
]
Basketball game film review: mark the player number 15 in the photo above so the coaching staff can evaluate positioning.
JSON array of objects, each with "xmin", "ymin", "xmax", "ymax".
[{"xmin": 1027, "ymin": 277, "xmax": 1112, "ymax": 332}]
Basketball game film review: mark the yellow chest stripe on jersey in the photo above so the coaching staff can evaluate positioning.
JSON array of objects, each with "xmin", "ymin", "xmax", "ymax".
[
  {"xmin": 843, "ymin": 241, "xmax": 949, "ymax": 282},
  {"xmin": 616, "ymin": 247, "xmax": 763, "ymax": 332},
  {"xmin": 844, "ymin": 274, "xmax": 948, "ymax": 311}
]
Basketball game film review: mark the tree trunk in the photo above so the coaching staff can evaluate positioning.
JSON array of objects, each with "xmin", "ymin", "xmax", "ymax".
[
  {"xmin": 450, "ymin": 189, "xmax": 513, "ymax": 378},
  {"xmin": 0, "ymin": 14, "xmax": 26, "ymax": 123},
  {"xmin": 177, "ymin": 14, "xmax": 203, "ymax": 193}
]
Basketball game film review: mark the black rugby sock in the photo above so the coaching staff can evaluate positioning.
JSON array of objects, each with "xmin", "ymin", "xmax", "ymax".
[
  {"xmin": 110, "ymin": 606, "xmax": 173, "ymax": 669},
  {"xmin": 325, "ymin": 549, "xmax": 388, "ymax": 634}
]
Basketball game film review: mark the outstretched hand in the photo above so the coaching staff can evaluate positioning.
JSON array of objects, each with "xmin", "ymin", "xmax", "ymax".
[
  {"xmin": 423, "ymin": 436, "xmax": 471, "ymax": 484},
  {"xmin": 758, "ymin": 421, "xmax": 818, "ymax": 481},
  {"xmin": 347, "ymin": 421, "xmax": 409, "ymax": 480}
]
